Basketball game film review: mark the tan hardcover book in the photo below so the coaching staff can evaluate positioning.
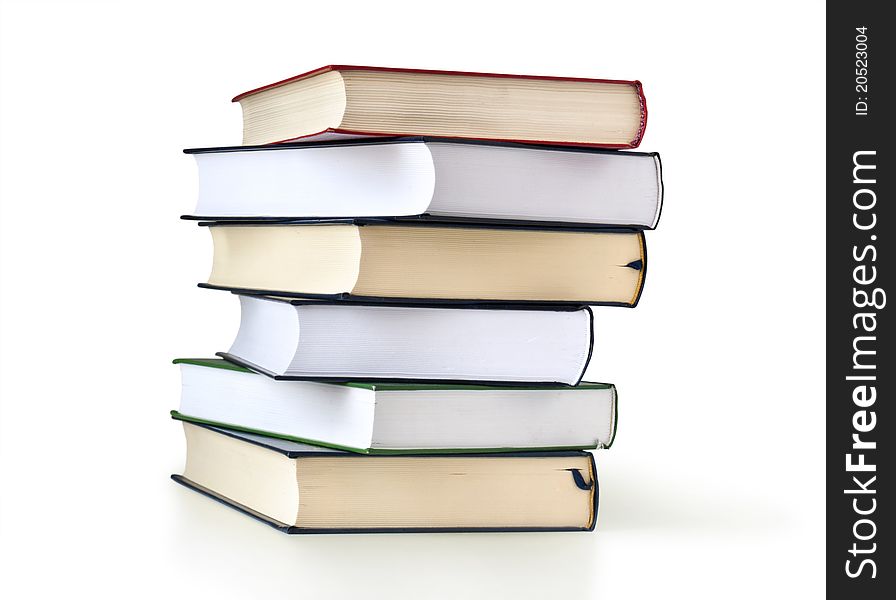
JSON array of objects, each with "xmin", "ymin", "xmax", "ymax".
[
  {"xmin": 203, "ymin": 223, "xmax": 646, "ymax": 305},
  {"xmin": 174, "ymin": 422, "xmax": 598, "ymax": 533}
]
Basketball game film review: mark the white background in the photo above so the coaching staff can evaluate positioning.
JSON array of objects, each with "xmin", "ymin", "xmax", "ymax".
[{"xmin": 0, "ymin": 1, "xmax": 825, "ymax": 598}]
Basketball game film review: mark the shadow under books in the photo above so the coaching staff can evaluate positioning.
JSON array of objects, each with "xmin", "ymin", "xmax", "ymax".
[{"xmin": 596, "ymin": 470, "xmax": 791, "ymax": 534}]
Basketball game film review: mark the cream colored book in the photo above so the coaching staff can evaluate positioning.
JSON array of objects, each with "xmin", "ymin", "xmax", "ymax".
[
  {"xmin": 232, "ymin": 65, "xmax": 647, "ymax": 148},
  {"xmin": 203, "ymin": 222, "xmax": 646, "ymax": 305},
  {"xmin": 173, "ymin": 422, "xmax": 599, "ymax": 533}
]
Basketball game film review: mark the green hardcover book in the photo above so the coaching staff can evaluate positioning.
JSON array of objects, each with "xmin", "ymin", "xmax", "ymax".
[{"xmin": 172, "ymin": 358, "xmax": 617, "ymax": 455}]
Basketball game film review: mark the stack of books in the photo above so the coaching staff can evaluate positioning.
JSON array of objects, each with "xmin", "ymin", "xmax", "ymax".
[{"xmin": 172, "ymin": 66, "xmax": 662, "ymax": 533}]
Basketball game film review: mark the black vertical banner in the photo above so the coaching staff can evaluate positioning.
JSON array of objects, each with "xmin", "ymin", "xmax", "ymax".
[{"xmin": 827, "ymin": 2, "xmax": 893, "ymax": 596}]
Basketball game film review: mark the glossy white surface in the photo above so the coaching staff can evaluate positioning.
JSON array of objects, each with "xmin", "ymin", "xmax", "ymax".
[{"xmin": 0, "ymin": 1, "xmax": 824, "ymax": 598}]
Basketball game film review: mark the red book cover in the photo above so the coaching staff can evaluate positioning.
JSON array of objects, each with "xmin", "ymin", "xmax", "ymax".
[{"xmin": 233, "ymin": 65, "xmax": 647, "ymax": 149}]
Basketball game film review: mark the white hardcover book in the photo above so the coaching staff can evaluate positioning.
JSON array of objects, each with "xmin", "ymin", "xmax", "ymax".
[
  {"xmin": 187, "ymin": 139, "xmax": 662, "ymax": 228},
  {"xmin": 221, "ymin": 295, "xmax": 594, "ymax": 385},
  {"xmin": 173, "ymin": 359, "xmax": 617, "ymax": 453}
]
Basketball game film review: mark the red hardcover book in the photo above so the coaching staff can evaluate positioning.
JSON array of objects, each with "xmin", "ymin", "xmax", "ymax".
[{"xmin": 233, "ymin": 65, "xmax": 647, "ymax": 148}]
